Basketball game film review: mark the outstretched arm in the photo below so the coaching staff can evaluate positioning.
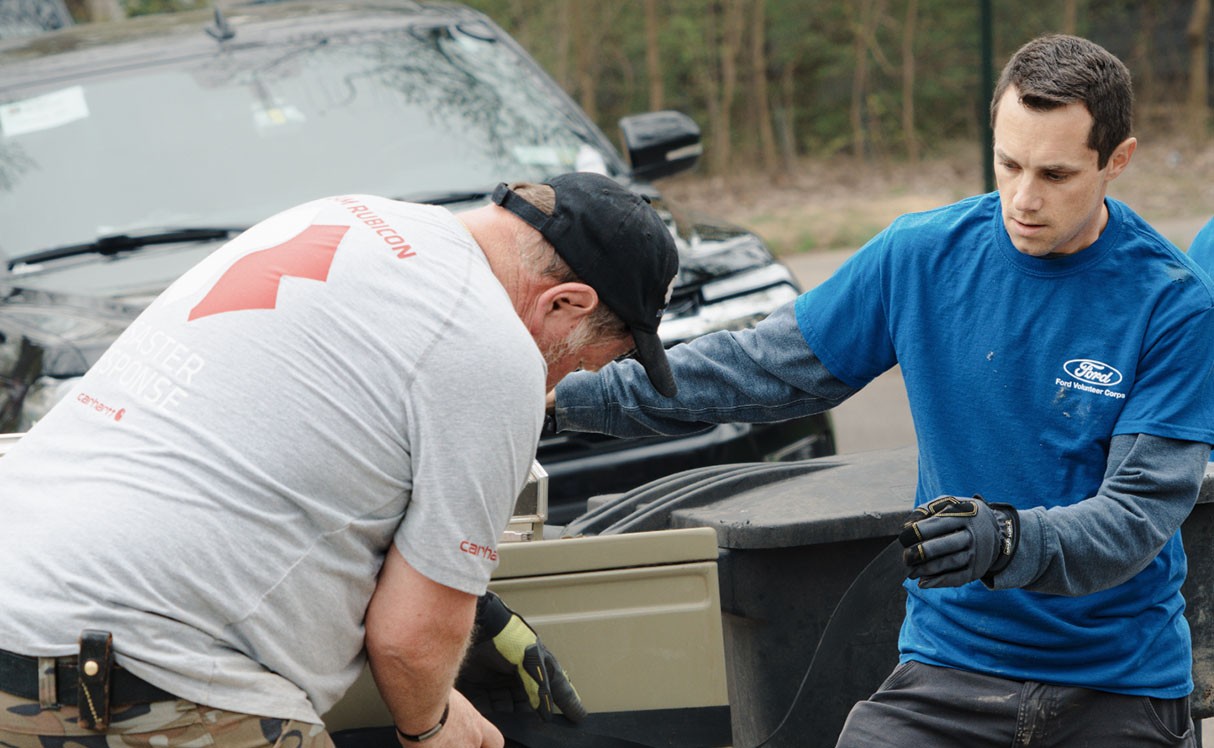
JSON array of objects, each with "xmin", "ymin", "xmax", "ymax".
[{"xmin": 553, "ymin": 303, "xmax": 858, "ymax": 438}]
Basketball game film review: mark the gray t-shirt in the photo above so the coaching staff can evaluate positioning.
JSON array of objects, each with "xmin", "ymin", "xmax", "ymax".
[{"xmin": 0, "ymin": 195, "xmax": 545, "ymax": 722}]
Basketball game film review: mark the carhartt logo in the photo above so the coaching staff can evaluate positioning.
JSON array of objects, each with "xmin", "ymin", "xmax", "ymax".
[
  {"xmin": 459, "ymin": 540, "xmax": 497, "ymax": 562},
  {"xmin": 189, "ymin": 224, "xmax": 348, "ymax": 321},
  {"xmin": 1063, "ymin": 359, "xmax": 1123, "ymax": 387}
]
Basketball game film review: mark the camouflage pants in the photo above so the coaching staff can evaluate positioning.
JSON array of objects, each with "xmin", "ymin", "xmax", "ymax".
[{"xmin": 0, "ymin": 690, "xmax": 335, "ymax": 748}]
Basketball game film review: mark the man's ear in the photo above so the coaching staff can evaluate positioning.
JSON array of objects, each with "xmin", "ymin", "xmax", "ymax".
[
  {"xmin": 1104, "ymin": 136, "xmax": 1136, "ymax": 182},
  {"xmin": 530, "ymin": 282, "xmax": 598, "ymax": 335}
]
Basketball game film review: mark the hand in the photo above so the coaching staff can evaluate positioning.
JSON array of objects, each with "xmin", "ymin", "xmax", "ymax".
[
  {"xmin": 541, "ymin": 412, "xmax": 559, "ymax": 437},
  {"xmin": 414, "ymin": 690, "xmax": 503, "ymax": 748},
  {"xmin": 898, "ymin": 495, "xmax": 1019, "ymax": 588},
  {"xmin": 456, "ymin": 592, "xmax": 587, "ymax": 722}
]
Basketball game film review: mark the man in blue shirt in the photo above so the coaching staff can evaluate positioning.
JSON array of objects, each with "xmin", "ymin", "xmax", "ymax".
[
  {"xmin": 550, "ymin": 34, "xmax": 1214, "ymax": 747},
  {"xmin": 1189, "ymin": 217, "xmax": 1214, "ymax": 268},
  {"xmin": 1187, "ymin": 217, "xmax": 1214, "ymax": 466}
]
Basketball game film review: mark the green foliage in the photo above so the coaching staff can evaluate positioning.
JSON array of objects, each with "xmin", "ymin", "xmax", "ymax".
[
  {"xmin": 122, "ymin": 0, "xmax": 207, "ymax": 17},
  {"xmin": 462, "ymin": 0, "xmax": 1206, "ymax": 175}
]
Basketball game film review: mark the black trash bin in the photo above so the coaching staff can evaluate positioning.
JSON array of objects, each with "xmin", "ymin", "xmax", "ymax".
[{"xmin": 566, "ymin": 446, "xmax": 1214, "ymax": 748}]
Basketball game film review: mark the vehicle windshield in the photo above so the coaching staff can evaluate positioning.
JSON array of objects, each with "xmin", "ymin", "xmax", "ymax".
[{"xmin": 0, "ymin": 21, "xmax": 622, "ymax": 261}]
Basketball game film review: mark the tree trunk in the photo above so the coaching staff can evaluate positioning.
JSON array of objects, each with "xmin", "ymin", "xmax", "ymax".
[
  {"xmin": 850, "ymin": 0, "xmax": 876, "ymax": 159},
  {"xmin": 1062, "ymin": 0, "xmax": 1078, "ymax": 34},
  {"xmin": 554, "ymin": 1, "xmax": 572, "ymax": 92},
  {"xmin": 713, "ymin": 0, "xmax": 746, "ymax": 174},
  {"xmin": 694, "ymin": 3, "xmax": 723, "ymax": 173},
  {"xmin": 1186, "ymin": 0, "xmax": 1211, "ymax": 142},
  {"xmin": 79, "ymin": 0, "xmax": 123, "ymax": 21},
  {"xmin": 777, "ymin": 60, "xmax": 799, "ymax": 171},
  {"xmin": 572, "ymin": 1, "xmax": 598, "ymax": 123},
  {"xmin": 645, "ymin": 0, "xmax": 664, "ymax": 111},
  {"xmin": 901, "ymin": 0, "xmax": 919, "ymax": 163},
  {"xmin": 750, "ymin": 0, "xmax": 779, "ymax": 171},
  {"xmin": 1131, "ymin": 3, "xmax": 1158, "ymax": 110}
]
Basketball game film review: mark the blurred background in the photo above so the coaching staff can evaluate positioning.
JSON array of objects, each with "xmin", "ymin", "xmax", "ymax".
[
  {"xmin": 9, "ymin": 0, "xmax": 1209, "ymax": 256},
  {"xmin": 6, "ymin": 1, "xmax": 1211, "ymax": 184}
]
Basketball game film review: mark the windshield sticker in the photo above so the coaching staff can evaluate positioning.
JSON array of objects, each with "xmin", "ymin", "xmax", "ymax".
[
  {"xmin": 574, "ymin": 144, "xmax": 608, "ymax": 174},
  {"xmin": 511, "ymin": 145, "xmax": 564, "ymax": 168},
  {"xmin": 253, "ymin": 102, "xmax": 306, "ymax": 131},
  {"xmin": 0, "ymin": 86, "xmax": 89, "ymax": 138}
]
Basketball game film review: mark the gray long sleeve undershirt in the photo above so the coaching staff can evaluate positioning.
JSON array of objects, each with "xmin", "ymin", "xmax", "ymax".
[
  {"xmin": 999, "ymin": 432, "xmax": 1208, "ymax": 595},
  {"xmin": 553, "ymin": 303, "xmax": 1210, "ymax": 597}
]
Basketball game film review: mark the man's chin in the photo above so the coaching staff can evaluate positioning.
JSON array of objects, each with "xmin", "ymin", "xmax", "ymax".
[
  {"xmin": 1011, "ymin": 242, "xmax": 1056, "ymax": 257},
  {"xmin": 1005, "ymin": 227, "xmax": 1055, "ymax": 257}
]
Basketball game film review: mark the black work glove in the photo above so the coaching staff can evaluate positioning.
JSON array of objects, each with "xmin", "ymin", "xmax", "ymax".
[
  {"xmin": 898, "ymin": 495, "xmax": 1019, "ymax": 588},
  {"xmin": 456, "ymin": 591, "xmax": 588, "ymax": 722}
]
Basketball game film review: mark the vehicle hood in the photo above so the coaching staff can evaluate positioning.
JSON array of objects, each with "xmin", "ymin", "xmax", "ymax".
[{"xmin": 0, "ymin": 211, "xmax": 769, "ymax": 378}]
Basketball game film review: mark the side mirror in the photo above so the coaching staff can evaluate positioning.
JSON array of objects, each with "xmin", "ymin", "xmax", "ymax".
[{"xmin": 619, "ymin": 111, "xmax": 702, "ymax": 182}]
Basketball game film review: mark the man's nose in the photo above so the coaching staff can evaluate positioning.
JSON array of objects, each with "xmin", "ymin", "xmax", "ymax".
[{"xmin": 1012, "ymin": 177, "xmax": 1044, "ymax": 213}]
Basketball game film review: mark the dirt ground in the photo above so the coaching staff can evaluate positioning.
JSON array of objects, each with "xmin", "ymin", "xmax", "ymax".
[{"xmin": 660, "ymin": 136, "xmax": 1214, "ymax": 255}]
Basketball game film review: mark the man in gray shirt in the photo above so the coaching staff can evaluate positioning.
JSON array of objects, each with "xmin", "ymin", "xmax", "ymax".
[{"xmin": 0, "ymin": 173, "xmax": 678, "ymax": 748}]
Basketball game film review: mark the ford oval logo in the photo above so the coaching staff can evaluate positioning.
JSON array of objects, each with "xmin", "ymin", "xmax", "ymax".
[{"xmin": 1063, "ymin": 359, "xmax": 1123, "ymax": 387}]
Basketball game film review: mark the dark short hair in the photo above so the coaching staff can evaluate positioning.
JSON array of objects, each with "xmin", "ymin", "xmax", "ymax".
[{"xmin": 990, "ymin": 34, "xmax": 1133, "ymax": 169}]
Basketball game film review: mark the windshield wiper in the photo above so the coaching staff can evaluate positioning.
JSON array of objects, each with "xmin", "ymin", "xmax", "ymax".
[
  {"xmin": 397, "ymin": 189, "xmax": 496, "ymax": 207},
  {"xmin": 8, "ymin": 227, "xmax": 245, "ymax": 270}
]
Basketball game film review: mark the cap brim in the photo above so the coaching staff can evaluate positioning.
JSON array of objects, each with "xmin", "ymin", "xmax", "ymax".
[{"xmin": 632, "ymin": 329, "xmax": 677, "ymax": 397}]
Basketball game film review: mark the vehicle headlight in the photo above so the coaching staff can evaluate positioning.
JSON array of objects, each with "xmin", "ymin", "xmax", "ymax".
[
  {"xmin": 659, "ymin": 263, "xmax": 800, "ymax": 343},
  {"xmin": 0, "ymin": 305, "xmax": 128, "ymax": 432}
]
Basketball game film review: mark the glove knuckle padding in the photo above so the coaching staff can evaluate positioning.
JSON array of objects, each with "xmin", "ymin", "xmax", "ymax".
[
  {"xmin": 924, "ymin": 495, "xmax": 975, "ymax": 516},
  {"xmin": 898, "ymin": 495, "xmax": 1019, "ymax": 588},
  {"xmin": 915, "ymin": 515, "xmax": 971, "ymax": 542},
  {"xmin": 899, "ymin": 515, "xmax": 973, "ymax": 567}
]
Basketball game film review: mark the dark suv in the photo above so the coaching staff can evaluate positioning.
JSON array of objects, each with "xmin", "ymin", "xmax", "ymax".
[{"xmin": 0, "ymin": 0, "xmax": 835, "ymax": 523}]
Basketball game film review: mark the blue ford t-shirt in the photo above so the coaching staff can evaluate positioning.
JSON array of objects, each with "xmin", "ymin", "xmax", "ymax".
[
  {"xmin": 1188, "ymin": 216, "xmax": 1214, "ymax": 267},
  {"xmin": 1187, "ymin": 216, "xmax": 1214, "ymax": 462},
  {"xmin": 796, "ymin": 193, "xmax": 1214, "ymax": 697}
]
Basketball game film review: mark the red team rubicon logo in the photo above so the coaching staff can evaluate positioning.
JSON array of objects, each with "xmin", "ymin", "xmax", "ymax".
[{"xmin": 188, "ymin": 224, "xmax": 349, "ymax": 321}]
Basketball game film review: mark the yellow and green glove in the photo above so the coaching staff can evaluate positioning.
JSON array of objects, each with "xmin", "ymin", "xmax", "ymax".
[{"xmin": 456, "ymin": 591, "xmax": 588, "ymax": 722}]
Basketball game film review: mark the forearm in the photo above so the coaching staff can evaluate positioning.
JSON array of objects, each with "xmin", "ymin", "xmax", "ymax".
[
  {"xmin": 992, "ymin": 433, "xmax": 1208, "ymax": 595},
  {"xmin": 365, "ymin": 546, "xmax": 477, "ymax": 737},
  {"xmin": 554, "ymin": 303, "xmax": 856, "ymax": 437}
]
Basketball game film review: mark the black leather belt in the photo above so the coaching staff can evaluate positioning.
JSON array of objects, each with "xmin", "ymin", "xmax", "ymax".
[{"xmin": 0, "ymin": 647, "xmax": 176, "ymax": 706}]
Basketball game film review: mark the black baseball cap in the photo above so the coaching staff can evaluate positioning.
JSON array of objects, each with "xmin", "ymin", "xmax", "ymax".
[{"xmin": 492, "ymin": 172, "xmax": 680, "ymax": 396}]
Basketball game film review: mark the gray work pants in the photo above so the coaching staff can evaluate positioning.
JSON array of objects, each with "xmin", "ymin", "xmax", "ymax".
[{"xmin": 836, "ymin": 661, "xmax": 1196, "ymax": 748}]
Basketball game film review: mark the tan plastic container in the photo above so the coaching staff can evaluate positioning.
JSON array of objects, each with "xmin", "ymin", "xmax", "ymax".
[{"xmin": 322, "ymin": 526, "xmax": 729, "ymax": 732}]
